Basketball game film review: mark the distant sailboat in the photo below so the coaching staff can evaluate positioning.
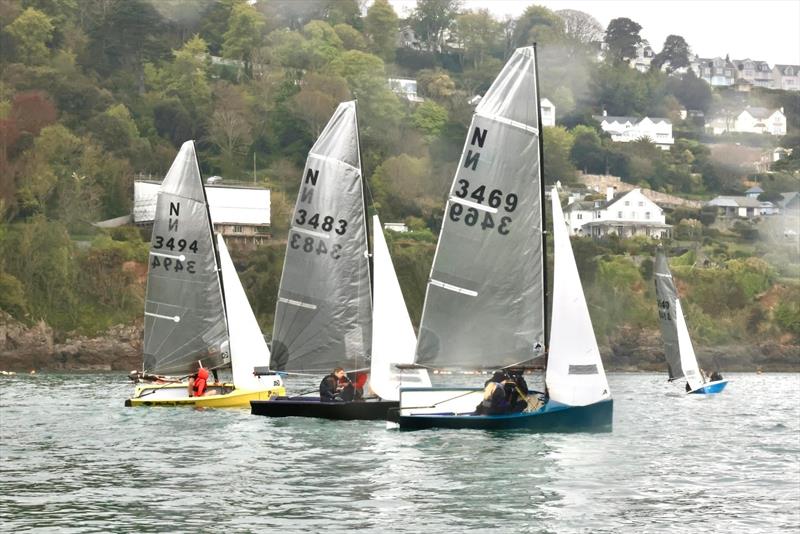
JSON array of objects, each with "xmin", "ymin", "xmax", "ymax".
[
  {"xmin": 391, "ymin": 46, "xmax": 612, "ymax": 431},
  {"xmin": 654, "ymin": 250, "xmax": 728, "ymax": 394},
  {"xmin": 251, "ymin": 101, "xmax": 429, "ymax": 420},
  {"xmin": 126, "ymin": 141, "xmax": 284, "ymax": 407}
]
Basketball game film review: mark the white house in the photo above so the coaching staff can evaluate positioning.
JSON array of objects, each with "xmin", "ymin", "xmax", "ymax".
[
  {"xmin": 593, "ymin": 113, "xmax": 674, "ymax": 149},
  {"xmin": 628, "ymin": 42, "xmax": 655, "ymax": 73},
  {"xmin": 733, "ymin": 59, "xmax": 773, "ymax": 88},
  {"xmin": 383, "ymin": 222, "xmax": 409, "ymax": 233},
  {"xmin": 133, "ymin": 181, "xmax": 271, "ymax": 247},
  {"xmin": 563, "ymin": 187, "xmax": 671, "ymax": 239},
  {"xmin": 388, "ymin": 78, "xmax": 424, "ymax": 103},
  {"xmin": 692, "ymin": 56, "xmax": 736, "ymax": 86},
  {"xmin": 706, "ymin": 107, "xmax": 787, "ymax": 136},
  {"xmin": 706, "ymin": 195, "xmax": 765, "ymax": 219},
  {"xmin": 772, "ymin": 65, "xmax": 800, "ymax": 91},
  {"xmin": 540, "ymin": 98, "xmax": 556, "ymax": 127}
]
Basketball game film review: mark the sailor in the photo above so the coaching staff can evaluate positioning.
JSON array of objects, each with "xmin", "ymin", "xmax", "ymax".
[
  {"xmin": 476, "ymin": 372, "xmax": 510, "ymax": 415},
  {"xmin": 320, "ymin": 367, "xmax": 348, "ymax": 401},
  {"xmin": 709, "ymin": 371, "xmax": 723, "ymax": 381},
  {"xmin": 189, "ymin": 367, "xmax": 210, "ymax": 397}
]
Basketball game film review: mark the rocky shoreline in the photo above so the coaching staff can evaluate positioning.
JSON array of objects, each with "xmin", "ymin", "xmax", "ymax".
[{"xmin": 1, "ymin": 313, "xmax": 797, "ymax": 373}]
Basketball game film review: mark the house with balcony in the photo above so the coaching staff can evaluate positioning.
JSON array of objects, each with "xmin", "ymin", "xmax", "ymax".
[
  {"xmin": 133, "ymin": 180, "xmax": 271, "ymax": 248},
  {"xmin": 563, "ymin": 187, "xmax": 671, "ymax": 239},
  {"xmin": 772, "ymin": 65, "xmax": 800, "ymax": 91},
  {"xmin": 692, "ymin": 56, "xmax": 736, "ymax": 87},
  {"xmin": 733, "ymin": 59, "xmax": 774, "ymax": 88},
  {"xmin": 593, "ymin": 113, "xmax": 674, "ymax": 149}
]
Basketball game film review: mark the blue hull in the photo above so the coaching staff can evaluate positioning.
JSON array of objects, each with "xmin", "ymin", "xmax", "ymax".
[
  {"xmin": 395, "ymin": 398, "xmax": 613, "ymax": 432},
  {"xmin": 689, "ymin": 379, "xmax": 729, "ymax": 395}
]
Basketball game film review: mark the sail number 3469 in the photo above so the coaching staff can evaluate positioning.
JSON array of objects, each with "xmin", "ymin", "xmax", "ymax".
[{"xmin": 450, "ymin": 179, "xmax": 518, "ymax": 235}]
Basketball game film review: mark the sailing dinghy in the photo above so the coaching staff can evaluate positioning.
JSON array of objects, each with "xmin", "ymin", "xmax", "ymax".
[
  {"xmin": 391, "ymin": 46, "xmax": 612, "ymax": 431},
  {"xmin": 654, "ymin": 250, "xmax": 728, "ymax": 394},
  {"xmin": 126, "ymin": 141, "xmax": 284, "ymax": 407},
  {"xmin": 251, "ymin": 101, "xmax": 429, "ymax": 420}
]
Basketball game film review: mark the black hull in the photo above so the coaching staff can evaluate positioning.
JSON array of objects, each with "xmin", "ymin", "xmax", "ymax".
[
  {"xmin": 251, "ymin": 397, "xmax": 397, "ymax": 420},
  {"xmin": 393, "ymin": 399, "xmax": 613, "ymax": 432}
]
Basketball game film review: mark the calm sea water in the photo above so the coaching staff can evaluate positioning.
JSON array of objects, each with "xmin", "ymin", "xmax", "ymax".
[{"xmin": 1, "ymin": 372, "xmax": 798, "ymax": 533}]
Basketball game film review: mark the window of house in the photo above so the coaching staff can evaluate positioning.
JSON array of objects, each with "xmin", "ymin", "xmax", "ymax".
[
  {"xmin": 577, "ymin": 213, "xmax": 583, "ymax": 219},
  {"xmin": 617, "ymin": 211, "xmax": 623, "ymax": 218},
  {"xmin": 638, "ymin": 201, "xmax": 644, "ymax": 206},
  {"xmin": 595, "ymin": 211, "xmax": 601, "ymax": 218},
  {"xmin": 624, "ymin": 200, "xmax": 630, "ymax": 206},
  {"xmin": 234, "ymin": 225, "xmax": 243, "ymax": 233},
  {"xmin": 645, "ymin": 212, "xmax": 651, "ymax": 219}
]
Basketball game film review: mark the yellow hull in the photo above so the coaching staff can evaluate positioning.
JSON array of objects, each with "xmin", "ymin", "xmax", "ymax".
[{"xmin": 125, "ymin": 383, "xmax": 285, "ymax": 408}]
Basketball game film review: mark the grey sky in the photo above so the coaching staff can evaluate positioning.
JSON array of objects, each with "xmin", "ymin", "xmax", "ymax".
[{"xmin": 389, "ymin": 0, "xmax": 800, "ymax": 65}]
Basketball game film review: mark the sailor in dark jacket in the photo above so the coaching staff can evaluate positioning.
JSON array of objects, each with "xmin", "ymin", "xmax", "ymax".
[{"xmin": 320, "ymin": 367, "xmax": 347, "ymax": 401}]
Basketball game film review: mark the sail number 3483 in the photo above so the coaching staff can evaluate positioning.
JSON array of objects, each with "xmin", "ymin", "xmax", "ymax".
[{"xmin": 450, "ymin": 179, "xmax": 518, "ymax": 235}]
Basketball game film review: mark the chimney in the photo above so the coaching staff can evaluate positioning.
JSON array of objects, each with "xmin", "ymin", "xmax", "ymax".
[{"xmin": 606, "ymin": 186, "xmax": 614, "ymax": 202}]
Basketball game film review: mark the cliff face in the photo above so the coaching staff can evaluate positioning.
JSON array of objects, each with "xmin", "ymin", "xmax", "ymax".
[
  {"xmin": 0, "ymin": 313, "xmax": 143, "ymax": 372},
  {"xmin": 0, "ymin": 313, "xmax": 797, "ymax": 373},
  {"xmin": 605, "ymin": 325, "xmax": 800, "ymax": 372}
]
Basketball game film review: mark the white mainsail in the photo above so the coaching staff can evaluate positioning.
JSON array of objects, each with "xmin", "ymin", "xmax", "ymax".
[
  {"xmin": 216, "ymin": 234, "xmax": 271, "ymax": 390},
  {"xmin": 368, "ymin": 215, "xmax": 431, "ymax": 400},
  {"xmin": 546, "ymin": 188, "xmax": 611, "ymax": 406}
]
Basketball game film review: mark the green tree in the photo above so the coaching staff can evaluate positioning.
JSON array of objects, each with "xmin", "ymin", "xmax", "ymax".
[
  {"xmin": 206, "ymin": 82, "xmax": 252, "ymax": 177},
  {"xmin": 333, "ymin": 23, "xmax": 366, "ymax": 51},
  {"xmin": 570, "ymin": 125, "xmax": 606, "ymax": 174},
  {"xmin": 291, "ymin": 72, "xmax": 351, "ymax": 137},
  {"xmin": 222, "ymin": 1, "xmax": 266, "ymax": 79},
  {"xmin": 652, "ymin": 34, "xmax": 691, "ymax": 73},
  {"xmin": 512, "ymin": 5, "xmax": 565, "ymax": 47},
  {"xmin": 301, "ymin": 20, "xmax": 343, "ymax": 69},
  {"xmin": 409, "ymin": 0, "xmax": 461, "ymax": 52},
  {"xmin": 412, "ymin": 100, "xmax": 449, "ymax": 137},
  {"xmin": 604, "ymin": 17, "xmax": 642, "ymax": 63},
  {"xmin": 5, "ymin": 8, "xmax": 54, "ymax": 65},
  {"xmin": 364, "ymin": 0, "xmax": 398, "ymax": 62},
  {"xmin": 454, "ymin": 9, "xmax": 501, "ymax": 70},
  {"xmin": 543, "ymin": 126, "xmax": 577, "ymax": 185}
]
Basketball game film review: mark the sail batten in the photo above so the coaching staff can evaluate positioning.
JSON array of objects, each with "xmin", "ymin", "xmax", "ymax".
[
  {"xmin": 415, "ymin": 46, "xmax": 545, "ymax": 370},
  {"xmin": 142, "ymin": 141, "xmax": 229, "ymax": 376},
  {"xmin": 271, "ymin": 101, "xmax": 372, "ymax": 373}
]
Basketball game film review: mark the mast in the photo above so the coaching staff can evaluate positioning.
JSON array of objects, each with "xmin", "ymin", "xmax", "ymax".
[
  {"xmin": 355, "ymin": 100, "xmax": 373, "ymax": 378},
  {"xmin": 533, "ymin": 43, "xmax": 549, "ymax": 360}
]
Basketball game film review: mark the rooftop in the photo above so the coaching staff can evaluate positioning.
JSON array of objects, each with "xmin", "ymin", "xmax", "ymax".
[{"xmin": 133, "ymin": 181, "xmax": 270, "ymax": 225}]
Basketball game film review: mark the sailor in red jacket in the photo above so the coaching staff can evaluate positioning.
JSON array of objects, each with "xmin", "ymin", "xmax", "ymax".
[{"xmin": 189, "ymin": 367, "xmax": 210, "ymax": 397}]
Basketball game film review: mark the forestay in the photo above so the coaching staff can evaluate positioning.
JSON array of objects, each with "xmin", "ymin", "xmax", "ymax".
[
  {"xmin": 654, "ymin": 251, "xmax": 704, "ymax": 390},
  {"xmin": 546, "ymin": 188, "xmax": 611, "ymax": 405},
  {"xmin": 416, "ymin": 46, "xmax": 546, "ymax": 369},
  {"xmin": 369, "ymin": 215, "xmax": 431, "ymax": 400},
  {"xmin": 271, "ymin": 101, "xmax": 372, "ymax": 373},
  {"xmin": 217, "ymin": 234, "xmax": 271, "ymax": 390},
  {"xmin": 142, "ymin": 141, "xmax": 229, "ymax": 376}
]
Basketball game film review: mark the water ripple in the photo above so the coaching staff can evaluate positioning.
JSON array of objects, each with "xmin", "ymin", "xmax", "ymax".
[{"xmin": 0, "ymin": 373, "xmax": 798, "ymax": 533}]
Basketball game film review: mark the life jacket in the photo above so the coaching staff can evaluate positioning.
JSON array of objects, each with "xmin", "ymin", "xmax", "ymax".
[{"xmin": 193, "ymin": 368, "xmax": 209, "ymax": 397}]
